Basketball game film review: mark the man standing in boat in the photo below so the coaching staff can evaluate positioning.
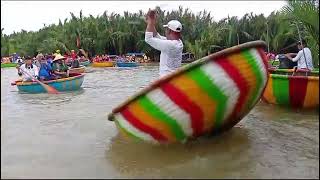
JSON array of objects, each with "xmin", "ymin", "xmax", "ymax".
[
  {"xmin": 144, "ymin": 9, "xmax": 184, "ymax": 77},
  {"xmin": 285, "ymin": 39, "xmax": 314, "ymax": 70}
]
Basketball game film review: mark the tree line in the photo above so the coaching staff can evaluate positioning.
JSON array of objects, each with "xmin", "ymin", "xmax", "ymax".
[{"xmin": 1, "ymin": 0, "xmax": 318, "ymax": 66}]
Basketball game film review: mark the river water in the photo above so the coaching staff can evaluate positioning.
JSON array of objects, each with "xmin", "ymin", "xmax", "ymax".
[{"xmin": 1, "ymin": 65, "xmax": 319, "ymax": 179}]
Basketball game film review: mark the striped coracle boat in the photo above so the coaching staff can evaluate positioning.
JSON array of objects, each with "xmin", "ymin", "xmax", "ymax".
[
  {"xmin": 107, "ymin": 41, "xmax": 268, "ymax": 144},
  {"xmin": 262, "ymin": 68, "xmax": 319, "ymax": 109},
  {"xmin": 13, "ymin": 74, "xmax": 85, "ymax": 93}
]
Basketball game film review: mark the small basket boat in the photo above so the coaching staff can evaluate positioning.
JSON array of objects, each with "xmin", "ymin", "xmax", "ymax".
[
  {"xmin": 116, "ymin": 62, "xmax": 138, "ymax": 67},
  {"xmin": 69, "ymin": 65, "xmax": 86, "ymax": 74},
  {"xmin": 92, "ymin": 61, "xmax": 114, "ymax": 67},
  {"xmin": 108, "ymin": 41, "xmax": 268, "ymax": 144},
  {"xmin": 1, "ymin": 63, "xmax": 17, "ymax": 68},
  {"xmin": 262, "ymin": 68, "xmax": 319, "ymax": 109},
  {"xmin": 13, "ymin": 73, "xmax": 85, "ymax": 93},
  {"xmin": 80, "ymin": 60, "xmax": 91, "ymax": 66}
]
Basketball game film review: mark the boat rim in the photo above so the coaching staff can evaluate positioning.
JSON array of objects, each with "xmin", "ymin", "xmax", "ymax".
[
  {"xmin": 15, "ymin": 74, "xmax": 85, "ymax": 86},
  {"xmin": 108, "ymin": 40, "xmax": 267, "ymax": 120},
  {"xmin": 69, "ymin": 65, "xmax": 86, "ymax": 69},
  {"xmin": 269, "ymin": 73, "xmax": 319, "ymax": 80}
]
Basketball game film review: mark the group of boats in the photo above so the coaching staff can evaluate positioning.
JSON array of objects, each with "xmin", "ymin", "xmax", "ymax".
[
  {"xmin": 6, "ymin": 58, "xmax": 139, "ymax": 93},
  {"xmin": 5, "ymin": 41, "xmax": 319, "ymax": 144},
  {"xmin": 91, "ymin": 61, "xmax": 138, "ymax": 67}
]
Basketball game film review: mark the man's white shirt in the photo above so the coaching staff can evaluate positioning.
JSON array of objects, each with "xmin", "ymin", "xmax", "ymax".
[{"xmin": 145, "ymin": 32, "xmax": 183, "ymax": 77}]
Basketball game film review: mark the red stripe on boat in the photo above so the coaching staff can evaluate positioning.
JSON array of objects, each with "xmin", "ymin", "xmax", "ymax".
[
  {"xmin": 289, "ymin": 76, "xmax": 308, "ymax": 108},
  {"xmin": 215, "ymin": 58, "xmax": 250, "ymax": 119},
  {"xmin": 121, "ymin": 108, "xmax": 167, "ymax": 142},
  {"xmin": 161, "ymin": 83, "xmax": 204, "ymax": 137}
]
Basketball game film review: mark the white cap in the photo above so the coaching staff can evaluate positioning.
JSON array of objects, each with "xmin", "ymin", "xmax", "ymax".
[{"xmin": 163, "ymin": 20, "xmax": 182, "ymax": 32}]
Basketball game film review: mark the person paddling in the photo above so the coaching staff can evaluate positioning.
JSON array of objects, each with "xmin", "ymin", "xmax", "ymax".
[
  {"xmin": 285, "ymin": 39, "xmax": 314, "ymax": 70},
  {"xmin": 144, "ymin": 9, "xmax": 184, "ymax": 77},
  {"xmin": 17, "ymin": 56, "xmax": 39, "ymax": 82}
]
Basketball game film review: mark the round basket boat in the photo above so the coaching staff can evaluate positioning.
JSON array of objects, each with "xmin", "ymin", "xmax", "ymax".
[
  {"xmin": 108, "ymin": 41, "xmax": 268, "ymax": 144},
  {"xmin": 116, "ymin": 62, "xmax": 138, "ymax": 67},
  {"xmin": 80, "ymin": 60, "xmax": 91, "ymax": 66},
  {"xmin": 92, "ymin": 61, "xmax": 114, "ymax": 67},
  {"xmin": 262, "ymin": 68, "xmax": 319, "ymax": 109},
  {"xmin": 69, "ymin": 65, "xmax": 86, "ymax": 74},
  {"xmin": 1, "ymin": 63, "xmax": 17, "ymax": 68},
  {"xmin": 14, "ymin": 73, "xmax": 85, "ymax": 93}
]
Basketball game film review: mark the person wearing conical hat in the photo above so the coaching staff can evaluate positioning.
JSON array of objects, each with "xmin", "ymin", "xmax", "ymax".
[
  {"xmin": 53, "ymin": 49, "xmax": 61, "ymax": 57},
  {"xmin": 52, "ymin": 54, "xmax": 69, "ymax": 79}
]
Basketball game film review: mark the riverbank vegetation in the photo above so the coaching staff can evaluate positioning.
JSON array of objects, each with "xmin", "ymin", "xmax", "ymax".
[{"xmin": 1, "ymin": 0, "xmax": 318, "ymax": 66}]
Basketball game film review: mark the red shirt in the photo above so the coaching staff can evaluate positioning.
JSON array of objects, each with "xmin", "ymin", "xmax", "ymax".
[{"xmin": 71, "ymin": 52, "xmax": 77, "ymax": 60}]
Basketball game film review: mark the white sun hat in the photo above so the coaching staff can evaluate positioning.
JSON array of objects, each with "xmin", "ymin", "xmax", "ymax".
[{"xmin": 163, "ymin": 20, "xmax": 182, "ymax": 32}]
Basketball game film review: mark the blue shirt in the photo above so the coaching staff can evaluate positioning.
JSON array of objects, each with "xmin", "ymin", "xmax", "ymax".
[
  {"xmin": 47, "ymin": 58, "xmax": 53, "ymax": 66},
  {"xmin": 39, "ymin": 63, "xmax": 52, "ymax": 78}
]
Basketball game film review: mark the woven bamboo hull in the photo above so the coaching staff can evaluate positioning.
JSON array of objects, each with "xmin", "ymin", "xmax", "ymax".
[
  {"xmin": 262, "ymin": 69, "xmax": 319, "ymax": 109},
  {"xmin": 69, "ymin": 65, "xmax": 85, "ymax": 74},
  {"xmin": 108, "ymin": 41, "xmax": 268, "ymax": 144},
  {"xmin": 92, "ymin": 61, "xmax": 114, "ymax": 67}
]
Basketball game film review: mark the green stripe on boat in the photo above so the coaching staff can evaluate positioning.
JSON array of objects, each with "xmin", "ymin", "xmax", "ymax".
[
  {"xmin": 115, "ymin": 117, "xmax": 143, "ymax": 141},
  {"xmin": 242, "ymin": 50, "xmax": 264, "ymax": 108},
  {"xmin": 187, "ymin": 68, "xmax": 227, "ymax": 129},
  {"xmin": 138, "ymin": 96, "xmax": 186, "ymax": 141},
  {"xmin": 272, "ymin": 74, "xmax": 290, "ymax": 105}
]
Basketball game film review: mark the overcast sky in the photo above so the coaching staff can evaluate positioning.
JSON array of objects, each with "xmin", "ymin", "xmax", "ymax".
[{"xmin": 1, "ymin": 1, "xmax": 286, "ymax": 35}]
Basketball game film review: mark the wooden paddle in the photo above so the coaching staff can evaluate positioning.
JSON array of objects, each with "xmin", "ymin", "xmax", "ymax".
[{"xmin": 19, "ymin": 67, "xmax": 59, "ymax": 94}]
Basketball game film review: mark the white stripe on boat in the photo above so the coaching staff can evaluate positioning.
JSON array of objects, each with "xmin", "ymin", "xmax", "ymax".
[
  {"xmin": 115, "ymin": 114, "xmax": 158, "ymax": 144},
  {"xmin": 147, "ymin": 89, "xmax": 193, "ymax": 137},
  {"xmin": 249, "ymin": 49, "xmax": 268, "ymax": 107},
  {"xmin": 201, "ymin": 61, "xmax": 240, "ymax": 121}
]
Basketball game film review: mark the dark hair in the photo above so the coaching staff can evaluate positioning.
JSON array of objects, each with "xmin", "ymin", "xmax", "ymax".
[
  {"xmin": 25, "ymin": 56, "xmax": 32, "ymax": 60},
  {"xmin": 297, "ymin": 39, "xmax": 307, "ymax": 46}
]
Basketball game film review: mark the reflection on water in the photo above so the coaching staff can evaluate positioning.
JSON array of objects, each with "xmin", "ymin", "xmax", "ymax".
[
  {"xmin": 106, "ymin": 128, "xmax": 253, "ymax": 179},
  {"xmin": 1, "ymin": 65, "xmax": 319, "ymax": 178}
]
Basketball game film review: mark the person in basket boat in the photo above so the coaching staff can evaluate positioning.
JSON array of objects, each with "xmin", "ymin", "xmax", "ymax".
[
  {"xmin": 35, "ymin": 53, "xmax": 43, "ymax": 68},
  {"xmin": 70, "ymin": 50, "xmax": 77, "ymax": 60},
  {"xmin": 52, "ymin": 55, "xmax": 69, "ymax": 79},
  {"xmin": 17, "ymin": 56, "xmax": 39, "ymax": 82},
  {"xmin": 46, "ymin": 54, "xmax": 54, "ymax": 67},
  {"xmin": 38, "ymin": 56, "xmax": 53, "ymax": 81},
  {"xmin": 285, "ymin": 39, "xmax": 314, "ymax": 70},
  {"xmin": 53, "ymin": 49, "xmax": 62, "ymax": 57},
  {"xmin": 71, "ymin": 57, "xmax": 80, "ymax": 68}
]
